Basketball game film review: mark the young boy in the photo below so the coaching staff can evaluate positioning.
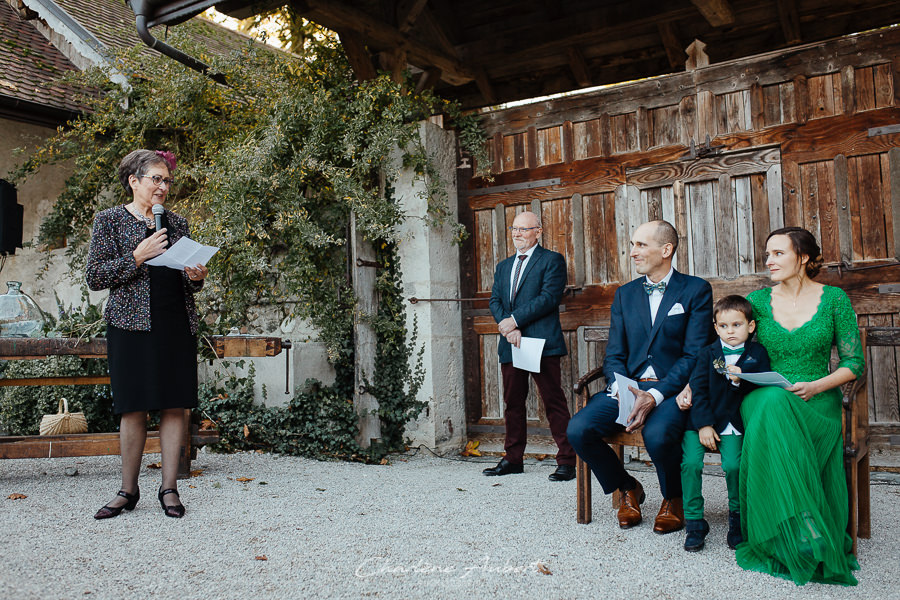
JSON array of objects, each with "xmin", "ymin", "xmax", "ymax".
[{"xmin": 679, "ymin": 295, "xmax": 770, "ymax": 552}]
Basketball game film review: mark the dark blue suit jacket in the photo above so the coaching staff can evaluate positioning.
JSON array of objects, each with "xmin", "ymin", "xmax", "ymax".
[
  {"xmin": 687, "ymin": 339, "xmax": 771, "ymax": 433},
  {"xmin": 602, "ymin": 269, "xmax": 714, "ymax": 400},
  {"xmin": 489, "ymin": 244, "xmax": 567, "ymax": 364}
]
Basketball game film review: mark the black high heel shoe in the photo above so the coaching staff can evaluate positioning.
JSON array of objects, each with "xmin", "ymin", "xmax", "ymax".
[
  {"xmin": 158, "ymin": 488, "xmax": 186, "ymax": 518},
  {"xmin": 94, "ymin": 489, "xmax": 140, "ymax": 519}
]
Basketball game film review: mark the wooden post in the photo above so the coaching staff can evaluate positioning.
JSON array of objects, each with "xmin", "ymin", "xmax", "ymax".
[{"xmin": 351, "ymin": 211, "xmax": 381, "ymax": 448}]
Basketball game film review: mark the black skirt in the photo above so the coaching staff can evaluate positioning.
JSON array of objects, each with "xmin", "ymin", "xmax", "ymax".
[{"xmin": 107, "ymin": 235, "xmax": 198, "ymax": 414}]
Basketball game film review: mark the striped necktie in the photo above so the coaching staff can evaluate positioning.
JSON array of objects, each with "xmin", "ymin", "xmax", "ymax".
[{"xmin": 511, "ymin": 254, "xmax": 527, "ymax": 301}]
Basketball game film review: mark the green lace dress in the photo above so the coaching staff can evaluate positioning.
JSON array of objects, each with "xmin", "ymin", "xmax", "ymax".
[{"xmin": 738, "ymin": 285, "xmax": 865, "ymax": 586}]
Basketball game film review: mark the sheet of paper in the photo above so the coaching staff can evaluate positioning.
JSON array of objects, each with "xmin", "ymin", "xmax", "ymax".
[
  {"xmin": 730, "ymin": 370, "xmax": 793, "ymax": 388},
  {"xmin": 145, "ymin": 236, "xmax": 219, "ymax": 271},
  {"xmin": 511, "ymin": 337, "xmax": 545, "ymax": 373},
  {"xmin": 614, "ymin": 373, "xmax": 638, "ymax": 427}
]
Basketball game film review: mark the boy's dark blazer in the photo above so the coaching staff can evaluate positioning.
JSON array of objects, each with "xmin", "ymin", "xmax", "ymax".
[{"xmin": 687, "ymin": 339, "xmax": 771, "ymax": 433}]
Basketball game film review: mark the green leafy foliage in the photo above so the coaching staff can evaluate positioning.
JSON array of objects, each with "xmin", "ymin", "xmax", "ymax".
[{"xmin": 7, "ymin": 35, "xmax": 488, "ymax": 457}]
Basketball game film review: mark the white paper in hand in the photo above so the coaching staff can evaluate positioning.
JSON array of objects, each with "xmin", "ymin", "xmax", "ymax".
[
  {"xmin": 511, "ymin": 337, "xmax": 545, "ymax": 372},
  {"xmin": 730, "ymin": 370, "xmax": 793, "ymax": 388},
  {"xmin": 614, "ymin": 373, "xmax": 639, "ymax": 427},
  {"xmin": 145, "ymin": 237, "xmax": 219, "ymax": 271}
]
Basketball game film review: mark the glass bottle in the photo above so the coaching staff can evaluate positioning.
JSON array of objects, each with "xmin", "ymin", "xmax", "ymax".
[{"xmin": 0, "ymin": 281, "xmax": 46, "ymax": 337}]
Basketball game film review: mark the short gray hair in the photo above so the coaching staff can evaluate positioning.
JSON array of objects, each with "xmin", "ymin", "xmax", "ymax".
[{"xmin": 118, "ymin": 150, "xmax": 168, "ymax": 196}]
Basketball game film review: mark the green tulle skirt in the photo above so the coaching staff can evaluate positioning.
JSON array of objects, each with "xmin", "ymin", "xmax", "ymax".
[{"xmin": 737, "ymin": 386, "xmax": 859, "ymax": 586}]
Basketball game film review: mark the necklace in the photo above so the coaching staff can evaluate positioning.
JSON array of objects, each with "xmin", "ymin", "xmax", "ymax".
[{"xmin": 126, "ymin": 204, "xmax": 154, "ymax": 229}]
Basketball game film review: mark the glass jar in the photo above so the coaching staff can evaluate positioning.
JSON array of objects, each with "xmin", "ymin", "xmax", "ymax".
[{"xmin": 0, "ymin": 281, "xmax": 46, "ymax": 337}]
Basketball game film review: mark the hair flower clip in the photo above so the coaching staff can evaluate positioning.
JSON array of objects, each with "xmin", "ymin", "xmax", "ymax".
[{"xmin": 155, "ymin": 150, "xmax": 177, "ymax": 172}]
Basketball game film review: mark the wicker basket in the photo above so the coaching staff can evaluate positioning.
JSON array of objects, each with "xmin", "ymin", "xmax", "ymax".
[{"xmin": 39, "ymin": 398, "xmax": 87, "ymax": 436}]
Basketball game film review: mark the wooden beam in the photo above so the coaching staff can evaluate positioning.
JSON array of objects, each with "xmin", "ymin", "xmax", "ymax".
[
  {"xmin": 389, "ymin": 46, "xmax": 408, "ymax": 83},
  {"xmin": 305, "ymin": 0, "xmax": 474, "ymax": 85},
  {"xmin": 685, "ymin": 39, "xmax": 709, "ymax": 71},
  {"xmin": 337, "ymin": 29, "xmax": 376, "ymax": 81},
  {"xmin": 414, "ymin": 67, "xmax": 442, "ymax": 93},
  {"xmin": 777, "ymin": 0, "xmax": 802, "ymax": 45},
  {"xmin": 690, "ymin": 0, "xmax": 735, "ymax": 27},
  {"xmin": 475, "ymin": 70, "xmax": 497, "ymax": 106},
  {"xmin": 657, "ymin": 21, "xmax": 685, "ymax": 69},
  {"xmin": 397, "ymin": 0, "xmax": 429, "ymax": 34},
  {"xmin": 567, "ymin": 46, "xmax": 592, "ymax": 88}
]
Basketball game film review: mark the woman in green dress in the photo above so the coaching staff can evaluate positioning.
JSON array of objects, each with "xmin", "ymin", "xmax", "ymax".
[{"xmin": 738, "ymin": 227, "xmax": 864, "ymax": 585}]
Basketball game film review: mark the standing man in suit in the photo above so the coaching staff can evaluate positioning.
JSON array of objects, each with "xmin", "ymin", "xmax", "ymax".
[
  {"xmin": 483, "ymin": 210, "xmax": 577, "ymax": 481},
  {"xmin": 567, "ymin": 220, "xmax": 714, "ymax": 532}
]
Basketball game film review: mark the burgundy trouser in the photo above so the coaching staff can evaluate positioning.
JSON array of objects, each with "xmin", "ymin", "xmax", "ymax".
[{"xmin": 500, "ymin": 356, "xmax": 576, "ymax": 466}]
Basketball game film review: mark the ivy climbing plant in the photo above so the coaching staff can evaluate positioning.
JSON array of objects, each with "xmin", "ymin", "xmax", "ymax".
[{"xmin": 9, "ymin": 30, "xmax": 489, "ymax": 459}]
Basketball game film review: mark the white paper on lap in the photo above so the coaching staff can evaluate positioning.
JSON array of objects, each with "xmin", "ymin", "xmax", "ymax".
[
  {"xmin": 511, "ymin": 337, "xmax": 545, "ymax": 373},
  {"xmin": 145, "ymin": 237, "xmax": 219, "ymax": 270},
  {"xmin": 614, "ymin": 373, "xmax": 638, "ymax": 426}
]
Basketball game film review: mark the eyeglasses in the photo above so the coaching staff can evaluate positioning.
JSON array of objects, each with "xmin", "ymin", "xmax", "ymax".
[
  {"xmin": 508, "ymin": 226, "xmax": 540, "ymax": 233},
  {"xmin": 141, "ymin": 174, "xmax": 176, "ymax": 187}
]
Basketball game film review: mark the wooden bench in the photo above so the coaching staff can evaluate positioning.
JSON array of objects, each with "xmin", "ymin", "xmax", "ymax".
[
  {"xmin": 573, "ymin": 325, "xmax": 877, "ymax": 553},
  {"xmin": 0, "ymin": 335, "xmax": 291, "ymax": 478}
]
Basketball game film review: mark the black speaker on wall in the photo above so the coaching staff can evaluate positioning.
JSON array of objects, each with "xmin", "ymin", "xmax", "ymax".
[{"xmin": 0, "ymin": 180, "xmax": 23, "ymax": 255}]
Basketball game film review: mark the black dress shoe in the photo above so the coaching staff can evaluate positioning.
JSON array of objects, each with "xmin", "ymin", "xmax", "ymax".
[
  {"xmin": 482, "ymin": 458, "xmax": 524, "ymax": 476},
  {"xmin": 548, "ymin": 464, "xmax": 576, "ymax": 481}
]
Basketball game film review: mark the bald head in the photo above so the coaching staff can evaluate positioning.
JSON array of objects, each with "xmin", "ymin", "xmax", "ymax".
[{"xmin": 510, "ymin": 210, "xmax": 543, "ymax": 252}]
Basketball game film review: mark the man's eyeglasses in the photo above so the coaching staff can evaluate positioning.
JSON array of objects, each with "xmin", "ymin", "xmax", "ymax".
[
  {"xmin": 142, "ymin": 174, "xmax": 176, "ymax": 187},
  {"xmin": 508, "ymin": 226, "xmax": 540, "ymax": 233}
]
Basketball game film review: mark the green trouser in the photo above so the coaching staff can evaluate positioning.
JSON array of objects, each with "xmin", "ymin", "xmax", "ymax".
[{"xmin": 680, "ymin": 430, "xmax": 742, "ymax": 520}]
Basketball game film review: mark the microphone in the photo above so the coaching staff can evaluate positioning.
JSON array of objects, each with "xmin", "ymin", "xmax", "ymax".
[{"xmin": 151, "ymin": 203, "xmax": 165, "ymax": 232}]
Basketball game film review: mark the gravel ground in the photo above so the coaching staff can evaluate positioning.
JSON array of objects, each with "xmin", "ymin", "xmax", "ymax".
[{"xmin": 1, "ymin": 449, "xmax": 898, "ymax": 600}]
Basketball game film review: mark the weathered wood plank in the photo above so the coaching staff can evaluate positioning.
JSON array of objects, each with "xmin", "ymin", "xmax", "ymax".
[
  {"xmin": 715, "ymin": 93, "xmax": 728, "ymax": 135},
  {"xmin": 765, "ymin": 162, "xmax": 785, "ymax": 231},
  {"xmin": 614, "ymin": 184, "xmax": 633, "ymax": 281},
  {"xmin": 0, "ymin": 338, "xmax": 108, "ymax": 357},
  {"xmin": 750, "ymin": 172, "xmax": 770, "ymax": 272},
  {"xmin": 563, "ymin": 120, "xmax": 575, "ymax": 164},
  {"xmin": 834, "ymin": 154, "xmax": 853, "ymax": 263},
  {"xmin": 715, "ymin": 174, "xmax": 738, "ymax": 277},
  {"xmin": 847, "ymin": 155, "xmax": 864, "ymax": 261},
  {"xmin": 646, "ymin": 187, "xmax": 663, "ymax": 221},
  {"xmin": 571, "ymin": 192, "xmax": 585, "ymax": 287},
  {"xmin": 874, "ymin": 63, "xmax": 893, "ymax": 108},
  {"xmin": 573, "ymin": 119, "xmax": 602, "ymax": 160},
  {"xmin": 680, "ymin": 93, "xmax": 698, "ymax": 146},
  {"xmin": 697, "ymin": 90, "xmax": 716, "ymax": 141},
  {"xmin": 626, "ymin": 147, "xmax": 780, "ymax": 189},
  {"xmin": 816, "ymin": 160, "xmax": 840, "ymax": 263},
  {"xmin": 890, "ymin": 148, "xmax": 900, "ymax": 260},
  {"xmin": 781, "ymin": 160, "xmax": 802, "ymax": 226},
  {"xmin": 856, "ymin": 66, "xmax": 876, "ymax": 112},
  {"xmin": 749, "ymin": 83, "xmax": 765, "ymax": 130},
  {"xmin": 599, "ymin": 112, "xmax": 613, "ymax": 157},
  {"xmin": 868, "ymin": 315, "xmax": 900, "ymax": 423},
  {"xmin": 734, "ymin": 176, "xmax": 755, "ymax": 274},
  {"xmin": 762, "ymin": 83, "xmax": 781, "ymax": 127},
  {"xmin": 0, "ymin": 432, "xmax": 162, "ymax": 459},
  {"xmin": 538, "ymin": 125, "xmax": 563, "ymax": 166},
  {"xmin": 880, "ymin": 152, "xmax": 894, "ymax": 258},
  {"xmin": 673, "ymin": 180, "xmax": 690, "ymax": 274},
  {"xmin": 859, "ymin": 153, "xmax": 887, "ymax": 259},
  {"xmin": 601, "ymin": 192, "xmax": 620, "ymax": 283},
  {"xmin": 842, "ymin": 65, "xmax": 857, "ymax": 116},
  {"xmin": 799, "ymin": 161, "xmax": 821, "ymax": 240},
  {"xmin": 794, "ymin": 75, "xmax": 809, "ymax": 124},
  {"xmin": 475, "ymin": 209, "xmax": 494, "ymax": 293},
  {"xmin": 0, "ymin": 376, "xmax": 109, "ymax": 387},
  {"xmin": 781, "ymin": 81, "xmax": 796, "ymax": 123},
  {"xmin": 637, "ymin": 106, "xmax": 651, "ymax": 152},
  {"xmin": 526, "ymin": 125, "xmax": 538, "ymax": 169},
  {"xmin": 689, "ymin": 181, "xmax": 717, "ymax": 277},
  {"xmin": 481, "ymin": 334, "xmax": 501, "ymax": 420}
]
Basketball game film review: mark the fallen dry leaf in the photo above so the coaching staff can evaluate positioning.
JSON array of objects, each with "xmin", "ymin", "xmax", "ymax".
[
  {"xmin": 534, "ymin": 454, "xmax": 549, "ymax": 461},
  {"xmin": 146, "ymin": 462, "xmax": 161, "ymax": 469},
  {"xmin": 491, "ymin": 483, "xmax": 502, "ymax": 487},
  {"xmin": 536, "ymin": 562, "xmax": 552, "ymax": 575},
  {"xmin": 199, "ymin": 419, "xmax": 216, "ymax": 431},
  {"xmin": 243, "ymin": 425, "xmax": 251, "ymax": 439},
  {"xmin": 236, "ymin": 477, "xmax": 255, "ymax": 483},
  {"xmin": 460, "ymin": 440, "xmax": 481, "ymax": 457},
  {"xmin": 255, "ymin": 555, "xmax": 268, "ymax": 561},
  {"xmin": 188, "ymin": 485, "xmax": 196, "ymax": 489},
  {"xmin": 190, "ymin": 469, "xmax": 204, "ymax": 478},
  {"xmin": 7, "ymin": 493, "xmax": 27, "ymax": 500},
  {"xmin": 380, "ymin": 458, "xmax": 389, "ymax": 465}
]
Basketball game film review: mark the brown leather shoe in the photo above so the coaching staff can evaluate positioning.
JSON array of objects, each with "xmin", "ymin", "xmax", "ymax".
[
  {"xmin": 617, "ymin": 480, "xmax": 645, "ymax": 529},
  {"xmin": 653, "ymin": 498, "xmax": 685, "ymax": 534}
]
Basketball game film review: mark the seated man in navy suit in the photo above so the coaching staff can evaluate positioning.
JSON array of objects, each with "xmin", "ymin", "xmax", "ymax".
[
  {"xmin": 483, "ymin": 210, "xmax": 576, "ymax": 481},
  {"xmin": 567, "ymin": 220, "xmax": 713, "ymax": 533}
]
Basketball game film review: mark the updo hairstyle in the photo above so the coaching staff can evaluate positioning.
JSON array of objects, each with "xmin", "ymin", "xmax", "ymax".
[
  {"xmin": 117, "ymin": 150, "xmax": 168, "ymax": 196},
  {"xmin": 766, "ymin": 226, "xmax": 824, "ymax": 278}
]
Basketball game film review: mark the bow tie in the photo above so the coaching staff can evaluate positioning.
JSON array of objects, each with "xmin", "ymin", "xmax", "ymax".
[
  {"xmin": 643, "ymin": 281, "xmax": 666, "ymax": 295},
  {"xmin": 722, "ymin": 346, "xmax": 744, "ymax": 356}
]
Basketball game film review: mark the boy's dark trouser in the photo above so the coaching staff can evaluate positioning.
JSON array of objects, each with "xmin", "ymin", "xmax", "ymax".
[{"xmin": 681, "ymin": 430, "xmax": 742, "ymax": 520}]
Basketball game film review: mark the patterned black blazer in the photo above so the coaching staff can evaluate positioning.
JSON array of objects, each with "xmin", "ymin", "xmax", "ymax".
[{"xmin": 86, "ymin": 205, "xmax": 203, "ymax": 334}]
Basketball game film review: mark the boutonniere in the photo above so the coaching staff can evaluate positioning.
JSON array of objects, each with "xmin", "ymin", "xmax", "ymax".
[{"xmin": 713, "ymin": 357, "xmax": 728, "ymax": 375}]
